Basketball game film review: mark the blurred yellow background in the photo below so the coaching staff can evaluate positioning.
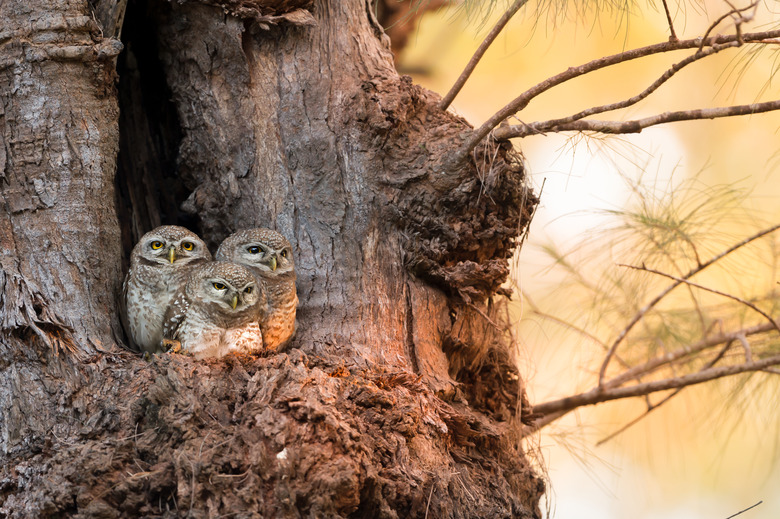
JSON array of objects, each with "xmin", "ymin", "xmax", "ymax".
[{"xmin": 399, "ymin": 1, "xmax": 780, "ymax": 517}]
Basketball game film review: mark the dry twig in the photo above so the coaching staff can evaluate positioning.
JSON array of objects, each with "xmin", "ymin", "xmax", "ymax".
[
  {"xmin": 619, "ymin": 262, "xmax": 780, "ymax": 334},
  {"xmin": 450, "ymin": 28, "xmax": 780, "ymax": 164},
  {"xmin": 533, "ymin": 351, "xmax": 780, "ymax": 416},
  {"xmin": 595, "ymin": 339, "xmax": 732, "ymax": 445},
  {"xmin": 598, "ymin": 222, "xmax": 780, "ymax": 387},
  {"xmin": 660, "ymin": 0, "xmax": 678, "ymax": 42},
  {"xmin": 493, "ymin": 41, "xmax": 739, "ymax": 139},
  {"xmin": 438, "ymin": 0, "xmax": 530, "ymax": 110}
]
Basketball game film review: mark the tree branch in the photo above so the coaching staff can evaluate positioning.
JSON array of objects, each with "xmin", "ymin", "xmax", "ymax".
[
  {"xmin": 699, "ymin": 1, "xmax": 758, "ymax": 52},
  {"xmin": 438, "ymin": 0, "xmax": 530, "ymax": 111},
  {"xmin": 619, "ymin": 262, "xmax": 780, "ymax": 334},
  {"xmin": 598, "ymin": 222, "xmax": 780, "ymax": 386},
  {"xmin": 492, "ymin": 41, "xmax": 738, "ymax": 139},
  {"xmin": 595, "ymin": 339, "xmax": 732, "ymax": 445},
  {"xmin": 532, "ymin": 351, "xmax": 780, "ymax": 417},
  {"xmin": 524, "ymin": 322, "xmax": 776, "ymax": 432},
  {"xmin": 660, "ymin": 0, "xmax": 678, "ymax": 42},
  {"xmin": 449, "ymin": 28, "xmax": 780, "ymax": 163},
  {"xmin": 725, "ymin": 501, "xmax": 763, "ymax": 519},
  {"xmin": 609, "ymin": 321, "xmax": 775, "ymax": 388},
  {"xmin": 494, "ymin": 99, "xmax": 780, "ymax": 137}
]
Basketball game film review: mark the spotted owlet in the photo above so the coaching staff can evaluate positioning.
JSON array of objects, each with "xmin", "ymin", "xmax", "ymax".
[
  {"xmin": 215, "ymin": 228, "xmax": 298, "ymax": 352},
  {"xmin": 123, "ymin": 225, "xmax": 212, "ymax": 354},
  {"xmin": 162, "ymin": 261, "xmax": 266, "ymax": 359}
]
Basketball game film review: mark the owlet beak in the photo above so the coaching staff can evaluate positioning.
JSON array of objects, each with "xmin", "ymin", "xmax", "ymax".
[
  {"xmin": 269, "ymin": 255, "xmax": 277, "ymax": 271},
  {"xmin": 168, "ymin": 247, "xmax": 176, "ymax": 264},
  {"xmin": 231, "ymin": 294, "xmax": 238, "ymax": 309}
]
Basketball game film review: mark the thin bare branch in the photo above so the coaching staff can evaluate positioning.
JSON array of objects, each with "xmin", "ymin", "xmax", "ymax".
[
  {"xmin": 598, "ymin": 222, "xmax": 780, "ymax": 386},
  {"xmin": 493, "ymin": 42, "xmax": 738, "ymax": 139},
  {"xmin": 699, "ymin": 1, "xmax": 758, "ymax": 52},
  {"xmin": 661, "ymin": 0, "xmax": 678, "ymax": 42},
  {"xmin": 737, "ymin": 333, "xmax": 753, "ymax": 362},
  {"xmin": 595, "ymin": 387, "xmax": 679, "ymax": 445},
  {"xmin": 449, "ymin": 28, "xmax": 780, "ymax": 164},
  {"xmin": 438, "ymin": 0, "xmax": 530, "ymax": 110},
  {"xmin": 532, "ymin": 351, "xmax": 780, "ymax": 417},
  {"xmin": 609, "ymin": 322, "xmax": 775, "ymax": 388},
  {"xmin": 725, "ymin": 501, "xmax": 763, "ymax": 519},
  {"xmin": 619, "ymin": 262, "xmax": 780, "ymax": 334},
  {"xmin": 595, "ymin": 340, "xmax": 732, "ymax": 445},
  {"xmin": 494, "ymin": 99, "xmax": 780, "ymax": 137},
  {"xmin": 526, "ymin": 324, "xmax": 775, "ymax": 432}
]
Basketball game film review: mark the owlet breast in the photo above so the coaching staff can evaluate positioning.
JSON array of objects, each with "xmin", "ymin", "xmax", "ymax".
[
  {"xmin": 163, "ymin": 261, "xmax": 266, "ymax": 359},
  {"xmin": 123, "ymin": 225, "xmax": 211, "ymax": 354},
  {"xmin": 216, "ymin": 228, "xmax": 298, "ymax": 352}
]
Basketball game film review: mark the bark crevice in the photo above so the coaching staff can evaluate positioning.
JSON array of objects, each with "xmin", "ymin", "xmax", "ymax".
[{"xmin": 115, "ymin": 0, "xmax": 194, "ymax": 253}]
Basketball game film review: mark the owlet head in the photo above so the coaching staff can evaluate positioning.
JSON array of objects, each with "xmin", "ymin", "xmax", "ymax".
[
  {"xmin": 190, "ymin": 262, "xmax": 262, "ymax": 313},
  {"xmin": 133, "ymin": 225, "xmax": 211, "ymax": 268},
  {"xmin": 215, "ymin": 228, "xmax": 295, "ymax": 277}
]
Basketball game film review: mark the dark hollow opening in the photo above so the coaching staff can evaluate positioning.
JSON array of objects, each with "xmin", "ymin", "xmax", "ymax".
[{"xmin": 114, "ymin": 0, "xmax": 198, "ymax": 262}]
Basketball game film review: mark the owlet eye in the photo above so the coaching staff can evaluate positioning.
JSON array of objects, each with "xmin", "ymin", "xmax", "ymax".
[
  {"xmin": 181, "ymin": 241, "xmax": 194, "ymax": 251},
  {"xmin": 280, "ymin": 249, "xmax": 288, "ymax": 258},
  {"xmin": 151, "ymin": 241, "xmax": 164, "ymax": 250},
  {"xmin": 247, "ymin": 246, "xmax": 261, "ymax": 254},
  {"xmin": 244, "ymin": 286, "xmax": 253, "ymax": 294},
  {"xmin": 213, "ymin": 282, "xmax": 227, "ymax": 290}
]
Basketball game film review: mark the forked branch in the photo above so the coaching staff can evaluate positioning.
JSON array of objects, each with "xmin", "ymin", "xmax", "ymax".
[
  {"xmin": 491, "ymin": 40, "xmax": 739, "ymax": 139},
  {"xmin": 619, "ymin": 263, "xmax": 780, "ymax": 334},
  {"xmin": 598, "ymin": 222, "xmax": 780, "ymax": 386},
  {"xmin": 527, "ymin": 224, "xmax": 780, "ymax": 432},
  {"xmin": 595, "ymin": 339, "xmax": 732, "ymax": 445},
  {"xmin": 532, "ymin": 351, "xmax": 780, "ymax": 417},
  {"xmin": 494, "ymin": 99, "xmax": 780, "ymax": 137},
  {"xmin": 448, "ymin": 27, "xmax": 780, "ymax": 165}
]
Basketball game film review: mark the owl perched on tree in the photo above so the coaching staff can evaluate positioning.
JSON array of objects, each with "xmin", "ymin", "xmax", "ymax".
[
  {"xmin": 123, "ymin": 225, "xmax": 211, "ymax": 354},
  {"xmin": 162, "ymin": 262, "xmax": 266, "ymax": 359},
  {"xmin": 215, "ymin": 228, "xmax": 298, "ymax": 352}
]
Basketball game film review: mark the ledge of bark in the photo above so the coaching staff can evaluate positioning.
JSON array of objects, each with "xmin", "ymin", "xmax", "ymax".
[
  {"xmin": 0, "ymin": 350, "xmax": 542, "ymax": 518},
  {"xmin": 166, "ymin": 0, "xmax": 315, "ymax": 27}
]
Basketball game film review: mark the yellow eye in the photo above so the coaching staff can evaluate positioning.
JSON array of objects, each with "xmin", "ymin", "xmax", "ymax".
[
  {"xmin": 151, "ymin": 241, "xmax": 164, "ymax": 250},
  {"xmin": 247, "ymin": 246, "xmax": 261, "ymax": 254},
  {"xmin": 182, "ymin": 241, "xmax": 194, "ymax": 251},
  {"xmin": 280, "ymin": 249, "xmax": 288, "ymax": 258},
  {"xmin": 244, "ymin": 286, "xmax": 253, "ymax": 294},
  {"xmin": 213, "ymin": 282, "xmax": 226, "ymax": 290}
]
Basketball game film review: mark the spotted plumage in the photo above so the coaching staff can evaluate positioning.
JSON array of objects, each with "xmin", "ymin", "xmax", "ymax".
[
  {"xmin": 215, "ymin": 228, "xmax": 298, "ymax": 352},
  {"xmin": 123, "ymin": 225, "xmax": 211, "ymax": 354},
  {"xmin": 163, "ymin": 261, "xmax": 266, "ymax": 359}
]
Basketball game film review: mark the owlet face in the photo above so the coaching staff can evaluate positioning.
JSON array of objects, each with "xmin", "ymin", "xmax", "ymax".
[
  {"xmin": 215, "ymin": 228, "xmax": 295, "ymax": 276},
  {"xmin": 189, "ymin": 262, "xmax": 260, "ymax": 313},
  {"xmin": 133, "ymin": 225, "xmax": 211, "ymax": 268}
]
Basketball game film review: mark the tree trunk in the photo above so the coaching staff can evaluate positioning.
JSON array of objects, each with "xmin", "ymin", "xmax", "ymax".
[{"xmin": 0, "ymin": 0, "xmax": 542, "ymax": 517}]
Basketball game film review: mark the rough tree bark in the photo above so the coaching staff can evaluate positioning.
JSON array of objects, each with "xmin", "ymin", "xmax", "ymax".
[{"xmin": 0, "ymin": 0, "xmax": 541, "ymax": 517}]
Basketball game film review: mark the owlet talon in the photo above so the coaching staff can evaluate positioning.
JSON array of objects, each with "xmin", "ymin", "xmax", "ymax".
[{"xmin": 162, "ymin": 338, "xmax": 182, "ymax": 354}]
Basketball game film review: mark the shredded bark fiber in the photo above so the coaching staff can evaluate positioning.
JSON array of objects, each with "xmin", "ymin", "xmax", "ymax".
[
  {"xmin": 354, "ymin": 76, "xmax": 536, "ymax": 302},
  {"xmin": 0, "ymin": 350, "xmax": 542, "ymax": 518}
]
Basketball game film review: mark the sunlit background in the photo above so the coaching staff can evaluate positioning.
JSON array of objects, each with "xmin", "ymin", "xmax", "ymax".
[{"xmin": 398, "ymin": 1, "xmax": 780, "ymax": 516}]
